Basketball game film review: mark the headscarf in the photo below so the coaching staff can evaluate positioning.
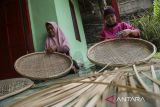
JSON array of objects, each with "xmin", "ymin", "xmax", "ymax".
[
  {"xmin": 45, "ymin": 22, "xmax": 69, "ymax": 49},
  {"xmin": 103, "ymin": 6, "xmax": 115, "ymax": 18},
  {"xmin": 102, "ymin": 6, "xmax": 117, "ymax": 29}
]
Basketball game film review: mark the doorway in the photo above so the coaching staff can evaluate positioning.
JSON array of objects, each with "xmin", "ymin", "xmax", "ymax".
[{"xmin": 0, "ymin": 0, "xmax": 34, "ymax": 79}]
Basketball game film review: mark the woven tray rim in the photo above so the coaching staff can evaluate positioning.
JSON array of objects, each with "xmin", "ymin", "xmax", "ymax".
[
  {"xmin": 87, "ymin": 38, "xmax": 157, "ymax": 67},
  {"xmin": 0, "ymin": 78, "xmax": 34, "ymax": 101},
  {"xmin": 14, "ymin": 52, "xmax": 73, "ymax": 80}
]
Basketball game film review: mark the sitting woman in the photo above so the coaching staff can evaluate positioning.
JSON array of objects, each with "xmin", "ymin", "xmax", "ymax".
[
  {"xmin": 101, "ymin": 6, "xmax": 140, "ymax": 40},
  {"xmin": 45, "ymin": 22, "xmax": 79, "ymax": 73}
]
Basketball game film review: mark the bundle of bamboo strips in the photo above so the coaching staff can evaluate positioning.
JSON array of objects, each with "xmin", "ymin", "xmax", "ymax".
[{"xmin": 10, "ymin": 64, "xmax": 160, "ymax": 107}]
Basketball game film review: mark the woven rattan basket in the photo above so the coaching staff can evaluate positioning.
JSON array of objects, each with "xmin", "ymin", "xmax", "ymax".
[
  {"xmin": 87, "ymin": 38, "xmax": 156, "ymax": 67},
  {"xmin": 14, "ymin": 52, "xmax": 73, "ymax": 80},
  {"xmin": 0, "ymin": 78, "xmax": 33, "ymax": 100}
]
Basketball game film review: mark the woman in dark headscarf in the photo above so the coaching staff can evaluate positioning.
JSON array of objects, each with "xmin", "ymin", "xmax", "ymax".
[{"xmin": 101, "ymin": 6, "xmax": 140, "ymax": 40}]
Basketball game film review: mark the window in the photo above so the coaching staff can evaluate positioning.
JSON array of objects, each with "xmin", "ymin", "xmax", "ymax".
[{"xmin": 69, "ymin": 0, "xmax": 81, "ymax": 42}]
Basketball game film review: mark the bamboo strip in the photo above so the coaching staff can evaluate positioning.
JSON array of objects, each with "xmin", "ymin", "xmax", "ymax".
[
  {"xmin": 85, "ymin": 92, "xmax": 102, "ymax": 107},
  {"xmin": 11, "ymin": 66, "xmax": 160, "ymax": 107},
  {"xmin": 151, "ymin": 65, "xmax": 160, "ymax": 93},
  {"xmin": 49, "ymin": 83, "xmax": 95, "ymax": 107},
  {"xmin": 86, "ymin": 75, "xmax": 115, "ymax": 107},
  {"xmin": 100, "ymin": 67, "xmax": 120, "ymax": 107},
  {"xmin": 133, "ymin": 65, "xmax": 152, "ymax": 92},
  {"xmin": 129, "ymin": 75, "xmax": 144, "ymax": 107},
  {"xmin": 32, "ymin": 75, "xmax": 106, "ymax": 107},
  {"xmin": 26, "ymin": 83, "xmax": 89, "ymax": 107},
  {"xmin": 48, "ymin": 75, "xmax": 108, "ymax": 106},
  {"xmin": 105, "ymin": 82, "xmax": 117, "ymax": 107},
  {"xmin": 10, "ymin": 79, "xmax": 89, "ymax": 107},
  {"xmin": 101, "ymin": 87, "xmax": 109, "ymax": 107},
  {"xmin": 96, "ymin": 97, "xmax": 102, "ymax": 107},
  {"xmin": 117, "ymin": 75, "xmax": 129, "ymax": 107},
  {"xmin": 141, "ymin": 72, "xmax": 160, "ymax": 86},
  {"xmin": 74, "ymin": 75, "xmax": 115, "ymax": 107},
  {"xmin": 12, "ymin": 77, "xmax": 160, "ymax": 107},
  {"xmin": 73, "ymin": 79, "xmax": 108, "ymax": 107},
  {"xmin": 129, "ymin": 76, "xmax": 137, "ymax": 89},
  {"xmin": 68, "ymin": 75, "xmax": 108, "ymax": 107},
  {"xmin": 112, "ymin": 71, "xmax": 125, "ymax": 84},
  {"xmin": 63, "ymin": 98, "xmax": 78, "ymax": 107},
  {"xmin": 151, "ymin": 65, "xmax": 160, "ymax": 107},
  {"xmin": 97, "ymin": 63, "xmax": 110, "ymax": 73},
  {"xmin": 34, "ymin": 76, "xmax": 106, "ymax": 107}
]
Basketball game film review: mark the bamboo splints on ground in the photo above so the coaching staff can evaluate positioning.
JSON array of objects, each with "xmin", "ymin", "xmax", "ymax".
[
  {"xmin": 10, "ymin": 64, "xmax": 160, "ymax": 107},
  {"xmin": 133, "ymin": 65, "xmax": 152, "ymax": 92}
]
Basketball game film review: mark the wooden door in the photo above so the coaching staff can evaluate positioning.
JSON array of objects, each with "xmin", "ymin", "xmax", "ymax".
[{"xmin": 0, "ymin": 0, "xmax": 34, "ymax": 79}]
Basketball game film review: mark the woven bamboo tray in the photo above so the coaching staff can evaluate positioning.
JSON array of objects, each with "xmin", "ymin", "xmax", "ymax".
[
  {"xmin": 14, "ymin": 52, "xmax": 73, "ymax": 80},
  {"xmin": 87, "ymin": 38, "xmax": 156, "ymax": 66},
  {"xmin": 0, "ymin": 78, "xmax": 33, "ymax": 100}
]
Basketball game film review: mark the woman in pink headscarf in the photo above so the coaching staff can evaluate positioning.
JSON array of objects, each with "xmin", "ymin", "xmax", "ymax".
[
  {"xmin": 45, "ymin": 22, "xmax": 79, "ymax": 73},
  {"xmin": 45, "ymin": 22, "xmax": 69, "ymax": 55},
  {"xmin": 101, "ymin": 6, "xmax": 140, "ymax": 40}
]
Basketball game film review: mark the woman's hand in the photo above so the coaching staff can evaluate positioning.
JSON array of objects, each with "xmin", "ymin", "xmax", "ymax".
[
  {"xmin": 118, "ymin": 29, "xmax": 132, "ymax": 38},
  {"xmin": 45, "ymin": 46, "xmax": 57, "ymax": 54}
]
